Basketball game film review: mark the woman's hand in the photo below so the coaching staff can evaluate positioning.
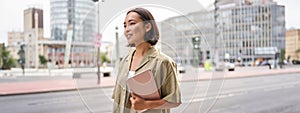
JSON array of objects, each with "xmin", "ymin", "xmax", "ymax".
[
  {"xmin": 130, "ymin": 92, "xmax": 177, "ymax": 110},
  {"xmin": 130, "ymin": 92, "xmax": 149, "ymax": 110}
]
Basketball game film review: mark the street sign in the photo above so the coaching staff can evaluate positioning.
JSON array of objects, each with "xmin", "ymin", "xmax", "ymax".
[{"xmin": 94, "ymin": 33, "xmax": 102, "ymax": 48}]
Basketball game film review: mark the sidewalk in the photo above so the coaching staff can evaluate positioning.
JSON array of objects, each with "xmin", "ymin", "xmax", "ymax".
[
  {"xmin": 0, "ymin": 76, "xmax": 115, "ymax": 96},
  {"xmin": 0, "ymin": 66, "xmax": 300, "ymax": 96},
  {"xmin": 178, "ymin": 66, "xmax": 300, "ymax": 82}
]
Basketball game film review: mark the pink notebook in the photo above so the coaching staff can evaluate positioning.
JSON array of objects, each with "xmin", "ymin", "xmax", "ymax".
[
  {"xmin": 127, "ymin": 69, "xmax": 160, "ymax": 112},
  {"xmin": 127, "ymin": 69, "xmax": 160, "ymax": 100}
]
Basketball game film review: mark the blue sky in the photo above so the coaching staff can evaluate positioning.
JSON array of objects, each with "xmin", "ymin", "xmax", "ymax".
[{"xmin": 0, "ymin": 0, "xmax": 299, "ymax": 44}]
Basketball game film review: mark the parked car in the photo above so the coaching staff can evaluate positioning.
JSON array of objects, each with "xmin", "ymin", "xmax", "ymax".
[
  {"xmin": 223, "ymin": 59, "xmax": 235, "ymax": 71},
  {"xmin": 241, "ymin": 61, "xmax": 252, "ymax": 66},
  {"xmin": 177, "ymin": 63, "xmax": 185, "ymax": 73},
  {"xmin": 219, "ymin": 60, "xmax": 235, "ymax": 71},
  {"xmin": 225, "ymin": 62, "xmax": 235, "ymax": 71},
  {"xmin": 292, "ymin": 60, "xmax": 300, "ymax": 64}
]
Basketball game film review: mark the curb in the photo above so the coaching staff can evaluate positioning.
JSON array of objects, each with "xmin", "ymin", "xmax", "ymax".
[
  {"xmin": 0, "ymin": 78, "xmax": 115, "ymax": 96},
  {"xmin": 0, "ymin": 85, "xmax": 114, "ymax": 96},
  {"xmin": 179, "ymin": 71, "xmax": 300, "ymax": 82}
]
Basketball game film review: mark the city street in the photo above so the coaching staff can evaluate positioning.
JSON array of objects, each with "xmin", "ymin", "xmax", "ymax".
[
  {"xmin": 1, "ymin": 73, "xmax": 300, "ymax": 113},
  {"xmin": 1, "ymin": 0, "xmax": 300, "ymax": 113}
]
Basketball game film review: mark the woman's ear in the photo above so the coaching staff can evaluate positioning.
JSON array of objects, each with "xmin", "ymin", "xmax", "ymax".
[{"xmin": 145, "ymin": 22, "xmax": 152, "ymax": 32}]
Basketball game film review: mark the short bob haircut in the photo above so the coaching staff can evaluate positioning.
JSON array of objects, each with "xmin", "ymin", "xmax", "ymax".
[{"xmin": 126, "ymin": 8, "xmax": 159, "ymax": 46}]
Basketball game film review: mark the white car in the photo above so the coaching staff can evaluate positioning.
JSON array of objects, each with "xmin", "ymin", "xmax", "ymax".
[
  {"xmin": 225, "ymin": 62, "xmax": 235, "ymax": 71},
  {"xmin": 177, "ymin": 63, "xmax": 185, "ymax": 73}
]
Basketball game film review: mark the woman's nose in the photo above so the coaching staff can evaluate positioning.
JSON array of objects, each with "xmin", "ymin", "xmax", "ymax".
[{"xmin": 125, "ymin": 26, "xmax": 130, "ymax": 32}]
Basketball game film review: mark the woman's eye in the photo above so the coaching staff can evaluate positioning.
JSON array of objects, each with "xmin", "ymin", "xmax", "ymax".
[{"xmin": 130, "ymin": 23, "xmax": 135, "ymax": 25}]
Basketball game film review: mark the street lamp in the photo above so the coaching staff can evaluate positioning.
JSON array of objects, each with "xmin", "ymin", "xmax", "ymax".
[
  {"xmin": 93, "ymin": 0, "xmax": 104, "ymax": 84},
  {"xmin": 214, "ymin": 0, "xmax": 222, "ymax": 71},
  {"xmin": 115, "ymin": 26, "xmax": 120, "ymax": 65}
]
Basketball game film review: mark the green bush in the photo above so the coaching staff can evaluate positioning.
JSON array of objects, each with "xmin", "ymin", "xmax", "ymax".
[{"xmin": 1, "ymin": 49, "xmax": 16, "ymax": 70}]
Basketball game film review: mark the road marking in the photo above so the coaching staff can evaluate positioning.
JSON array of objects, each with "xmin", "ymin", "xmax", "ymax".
[{"xmin": 185, "ymin": 81, "xmax": 300, "ymax": 103}]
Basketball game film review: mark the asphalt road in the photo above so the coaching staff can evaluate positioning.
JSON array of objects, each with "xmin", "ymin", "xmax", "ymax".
[{"xmin": 1, "ymin": 73, "xmax": 300, "ymax": 113}]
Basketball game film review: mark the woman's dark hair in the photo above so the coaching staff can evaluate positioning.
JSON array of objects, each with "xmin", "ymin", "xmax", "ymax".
[{"xmin": 127, "ymin": 8, "xmax": 159, "ymax": 45}]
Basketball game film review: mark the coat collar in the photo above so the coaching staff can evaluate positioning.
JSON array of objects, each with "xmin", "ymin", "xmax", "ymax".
[{"xmin": 125, "ymin": 46, "xmax": 158, "ymax": 72}]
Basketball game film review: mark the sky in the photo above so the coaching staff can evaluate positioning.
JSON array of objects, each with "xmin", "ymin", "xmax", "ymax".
[{"xmin": 0, "ymin": 0, "xmax": 299, "ymax": 45}]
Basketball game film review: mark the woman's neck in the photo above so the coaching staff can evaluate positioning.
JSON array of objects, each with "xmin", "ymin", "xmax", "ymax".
[{"xmin": 134, "ymin": 42, "xmax": 151, "ymax": 57}]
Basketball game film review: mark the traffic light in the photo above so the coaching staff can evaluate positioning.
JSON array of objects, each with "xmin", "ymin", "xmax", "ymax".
[
  {"xmin": 17, "ymin": 44, "xmax": 25, "ymax": 75},
  {"xmin": 192, "ymin": 36, "xmax": 202, "ymax": 66},
  {"xmin": 17, "ymin": 44, "xmax": 25, "ymax": 65},
  {"xmin": 192, "ymin": 36, "xmax": 200, "ymax": 49}
]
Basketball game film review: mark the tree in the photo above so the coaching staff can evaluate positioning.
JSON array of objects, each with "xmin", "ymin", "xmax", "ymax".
[
  {"xmin": 39, "ymin": 55, "xmax": 48, "ymax": 68},
  {"xmin": 1, "ymin": 49, "xmax": 16, "ymax": 70},
  {"xmin": 101, "ymin": 52, "xmax": 110, "ymax": 64},
  {"xmin": 0, "ymin": 43, "xmax": 3, "ymax": 68},
  {"xmin": 296, "ymin": 49, "xmax": 300, "ymax": 53},
  {"xmin": 279, "ymin": 49, "xmax": 285, "ymax": 63},
  {"xmin": 296, "ymin": 49, "xmax": 300, "ymax": 59}
]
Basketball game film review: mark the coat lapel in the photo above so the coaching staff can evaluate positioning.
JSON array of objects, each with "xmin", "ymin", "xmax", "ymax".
[
  {"xmin": 118, "ymin": 50, "xmax": 134, "ymax": 87},
  {"xmin": 135, "ymin": 47, "xmax": 158, "ymax": 72}
]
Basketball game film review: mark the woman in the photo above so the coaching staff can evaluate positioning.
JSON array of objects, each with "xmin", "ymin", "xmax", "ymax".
[{"xmin": 112, "ymin": 7, "xmax": 181, "ymax": 113}]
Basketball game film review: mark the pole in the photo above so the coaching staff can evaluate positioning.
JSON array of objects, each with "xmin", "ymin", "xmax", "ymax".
[
  {"xmin": 96, "ymin": 1, "xmax": 101, "ymax": 84},
  {"xmin": 214, "ymin": 0, "xmax": 220, "ymax": 71},
  {"xmin": 35, "ymin": 11, "xmax": 39, "ymax": 69},
  {"xmin": 115, "ymin": 26, "xmax": 119, "ymax": 66}
]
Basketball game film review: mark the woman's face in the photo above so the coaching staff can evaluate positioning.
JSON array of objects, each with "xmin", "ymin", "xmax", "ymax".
[{"xmin": 124, "ymin": 12, "xmax": 149, "ymax": 46}]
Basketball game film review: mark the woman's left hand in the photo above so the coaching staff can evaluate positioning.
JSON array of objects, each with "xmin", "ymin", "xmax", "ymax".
[{"xmin": 130, "ymin": 92, "xmax": 149, "ymax": 110}]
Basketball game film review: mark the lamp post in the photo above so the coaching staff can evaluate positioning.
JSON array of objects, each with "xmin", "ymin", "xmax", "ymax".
[
  {"xmin": 214, "ymin": 0, "xmax": 221, "ymax": 71},
  {"xmin": 92, "ymin": 0, "xmax": 104, "ymax": 84},
  {"xmin": 115, "ymin": 26, "xmax": 120, "ymax": 66}
]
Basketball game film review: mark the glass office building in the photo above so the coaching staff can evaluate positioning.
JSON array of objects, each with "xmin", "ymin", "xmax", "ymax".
[
  {"xmin": 161, "ymin": 0, "xmax": 285, "ymax": 65},
  {"xmin": 50, "ymin": 0, "xmax": 96, "ymax": 66}
]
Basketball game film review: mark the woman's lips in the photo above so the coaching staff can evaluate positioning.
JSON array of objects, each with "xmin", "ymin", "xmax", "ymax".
[{"xmin": 126, "ymin": 34, "xmax": 133, "ymax": 38}]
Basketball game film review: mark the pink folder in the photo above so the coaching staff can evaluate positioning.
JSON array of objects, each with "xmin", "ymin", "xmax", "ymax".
[{"xmin": 127, "ymin": 69, "xmax": 160, "ymax": 100}]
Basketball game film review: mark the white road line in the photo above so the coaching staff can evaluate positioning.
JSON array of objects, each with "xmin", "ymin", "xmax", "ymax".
[{"xmin": 184, "ymin": 81, "xmax": 300, "ymax": 103}]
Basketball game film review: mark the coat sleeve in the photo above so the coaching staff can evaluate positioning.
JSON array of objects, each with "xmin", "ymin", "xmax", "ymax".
[{"xmin": 159, "ymin": 60, "xmax": 182, "ymax": 104}]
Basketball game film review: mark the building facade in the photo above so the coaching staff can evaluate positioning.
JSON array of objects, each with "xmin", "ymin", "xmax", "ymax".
[
  {"xmin": 161, "ymin": 0, "xmax": 285, "ymax": 66},
  {"xmin": 6, "ymin": 8, "xmax": 49, "ymax": 68},
  {"xmin": 7, "ymin": 31, "xmax": 24, "ymax": 60},
  {"xmin": 286, "ymin": 29, "xmax": 300, "ymax": 61},
  {"xmin": 23, "ymin": 8, "xmax": 48, "ymax": 68},
  {"xmin": 50, "ymin": 0, "xmax": 96, "ymax": 67}
]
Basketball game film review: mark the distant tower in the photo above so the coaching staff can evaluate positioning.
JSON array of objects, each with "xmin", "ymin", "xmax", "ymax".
[{"xmin": 23, "ymin": 8, "xmax": 44, "ymax": 68}]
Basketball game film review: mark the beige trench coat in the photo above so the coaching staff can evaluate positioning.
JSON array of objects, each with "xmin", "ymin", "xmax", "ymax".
[{"xmin": 112, "ymin": 47, "xmax": 181, "ymax": 113}]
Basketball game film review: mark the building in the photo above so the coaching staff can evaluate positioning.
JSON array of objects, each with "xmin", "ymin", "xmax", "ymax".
[
  {"xmin": 24, "ymin": 8, "xmax": 43, "ymax": 34},
  {"xmin": 23, "ymin": 8, "xmax": 49, "ymax": 68},
  {"xmin": 7, "ymin": 31, "xmax": 24, "ymax": 60},
  {"xmin": 161, "ymin": 0, "xmax": 285, "ymax": 66},
  {"xmin": 286, "ymin": 29, "xmax": 300, "ymax": 61},
  {"xmin": 6, "ymin": 8, "xmax": 49, "ymax": 68},
  {"xmin": 50, "ymin": 0, "xmax": 96, "ymax": 67}
]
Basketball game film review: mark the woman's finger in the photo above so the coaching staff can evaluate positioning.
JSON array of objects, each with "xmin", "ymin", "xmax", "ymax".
[{"xmin": 131, "ymin": 92, "xmax": 137, "ymax": 98}]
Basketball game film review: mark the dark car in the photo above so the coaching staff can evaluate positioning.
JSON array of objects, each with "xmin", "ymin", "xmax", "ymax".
[{"xmin": 292, "ymin": 60, "xmax": 300, "ymax": 64}]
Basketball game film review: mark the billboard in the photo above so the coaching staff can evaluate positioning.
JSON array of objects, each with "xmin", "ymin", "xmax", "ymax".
[{"xmin": 254, "ymin": 47, "xmax": 278, "ymax": 55}]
